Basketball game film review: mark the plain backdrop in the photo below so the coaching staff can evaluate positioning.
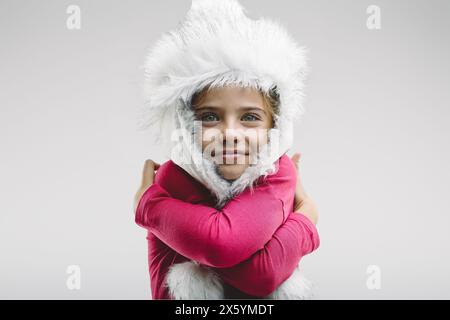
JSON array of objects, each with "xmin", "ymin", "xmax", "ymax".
[{"xmin": 1, "ymin": 0, "xmax": 449, "ymax": 299}]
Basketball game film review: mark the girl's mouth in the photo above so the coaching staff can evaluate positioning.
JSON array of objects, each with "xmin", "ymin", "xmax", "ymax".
[
  {"xmin": 210, "ymin": 149, "xmax": 250, "ymax": 156},
  {"xmin": 222, "ymin": 149, "xmax": 249, "ymax": 155},
  {"xmin": 209, "ymin": 149, "xmax": 251, "ymax": 164},
  {"xmin": 222, "ymin": 153, "xmax": 247, "ymax": 159},
  {"xmin": 221, "ymin": 150, "xmax": 249, "ymax": 164}
]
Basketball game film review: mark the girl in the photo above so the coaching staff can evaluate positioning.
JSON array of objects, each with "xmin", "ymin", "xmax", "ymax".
[{"xmin": 134, "ymin": 0, "xmax": 320, "ymax": 299}]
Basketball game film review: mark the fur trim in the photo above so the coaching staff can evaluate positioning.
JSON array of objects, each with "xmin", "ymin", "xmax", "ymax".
[
  {"xmin": 165, "ymin": 261, "xmax": 225, "ymax": 300},
  {"xmin": 166, "ymin": 261, "xmax": 315, "ymax": 300},
  {"xmin": 267, "ymin": 264, "xmax": 315, "ymax": 300}
]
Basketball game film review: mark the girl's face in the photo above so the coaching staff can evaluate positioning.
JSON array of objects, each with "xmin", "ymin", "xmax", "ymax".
[{"xmin": 192, "ymin": 86, "xmax": 273, "ymax": 181}]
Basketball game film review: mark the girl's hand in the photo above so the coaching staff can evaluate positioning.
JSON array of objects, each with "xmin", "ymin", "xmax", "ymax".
[
  {"xmin": 291, "ymin": 153, "xmax": 319, "ymax": 225},
  {"xmin": 134, "ymin": 159, "xmax": 160, "ymax": 213}
]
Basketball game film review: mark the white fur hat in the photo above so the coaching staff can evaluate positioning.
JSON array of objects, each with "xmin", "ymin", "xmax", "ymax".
[{"xmin": 139, "ymin": 0, "xmax": 309, "ymax": 208}]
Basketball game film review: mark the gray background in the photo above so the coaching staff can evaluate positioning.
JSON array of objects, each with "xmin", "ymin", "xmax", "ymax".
[{"xmin": 1, "ymin": 0, "xmax": 449, "ymax": 299}]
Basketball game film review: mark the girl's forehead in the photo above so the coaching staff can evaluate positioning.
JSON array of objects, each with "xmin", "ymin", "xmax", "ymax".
[{"xmin": 194, "ymin": 86, "xmax": 264, "ymax": 105}]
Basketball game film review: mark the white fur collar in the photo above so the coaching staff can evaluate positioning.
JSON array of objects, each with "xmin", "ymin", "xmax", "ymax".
[{"xmin": 170, "ymin": 100, "xmax": 286, "ymax": 209}]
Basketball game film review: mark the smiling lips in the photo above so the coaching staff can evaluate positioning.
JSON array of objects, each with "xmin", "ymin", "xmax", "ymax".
[
  {"xmin": 222, "ymin": 149, "xmax": 249, "ymax": 155},
  {"xmin": 210, "ymin": 149, "xmax": 249, "ymax": 161},
  {"xmin": 221, "ymin": 150, "xmax": 249, "ymax": 164},
  {"xmin": 209, "ymin": 149, "xmax": 250, "ymax": 163}
]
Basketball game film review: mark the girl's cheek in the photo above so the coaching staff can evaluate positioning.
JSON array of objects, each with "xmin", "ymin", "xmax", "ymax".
[
  {"xmin": 255, "ymin": 130, "xmax": 269, "ymax": 147},
  {"xmin": 201, "ymin": 128, "xmax": 222, "ymax": 146}
]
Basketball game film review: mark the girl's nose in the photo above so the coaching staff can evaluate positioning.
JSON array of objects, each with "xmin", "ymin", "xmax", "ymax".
[
  {"xmin": 222, "ymin": 115, "xmax": 238, "ymax": 130},
  {"xmin": 221, "ymin": 117, "xmax": 245, "ymax": 145}
]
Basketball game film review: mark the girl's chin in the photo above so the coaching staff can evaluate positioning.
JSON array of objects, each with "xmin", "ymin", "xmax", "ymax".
[{"xmin": 217, "ymin": 163, "xmax": 249, "ymax": 181}]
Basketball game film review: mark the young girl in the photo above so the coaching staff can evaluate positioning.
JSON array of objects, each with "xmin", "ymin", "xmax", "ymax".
[{"xmin": 134, "ymin": 0, "xmax": 320, "ymax": 299}]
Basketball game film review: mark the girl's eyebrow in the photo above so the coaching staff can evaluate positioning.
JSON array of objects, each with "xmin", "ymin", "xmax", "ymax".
[
  {"xmin": 240, "ymin": 106, "xmax": 268, "ymax": 116},
  {"xmin": 195, "ymin": 106, "xmax": 220, "ymax": 110}
]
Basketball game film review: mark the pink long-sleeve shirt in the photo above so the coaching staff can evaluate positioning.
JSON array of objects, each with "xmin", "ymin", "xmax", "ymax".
[{"xmin": 135, "ymin": 154, "xmax": 320, "ymax": 299}]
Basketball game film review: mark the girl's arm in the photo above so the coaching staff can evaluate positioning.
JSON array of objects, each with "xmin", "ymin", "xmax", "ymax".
[
  {"xmin": 137, "ymin": 156, "xmax": 319, "ymax": 296},
  {"xmin": 135, "ymin": 156, "xmax": 296, "ymax": 268},
  {"xmin": 212, "ymin": 211, "xmax": 320, "ymax": 297}
]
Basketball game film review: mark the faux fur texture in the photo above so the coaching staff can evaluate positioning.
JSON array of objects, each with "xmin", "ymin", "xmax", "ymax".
[
  {"xmin": 166, "ymin": 261, "xmax": 315, "ymax": 300},
  {"xmin": 140, "ymin": 0, "xmax": 314, "ymax": 299},
  {"xmin": 165, "ymin": 261, "xmax": 225, "ymax": 300}
]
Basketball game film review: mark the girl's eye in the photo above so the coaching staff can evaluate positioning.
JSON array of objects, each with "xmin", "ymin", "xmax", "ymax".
[
  {"xmin": 200, "ymin": 112, "xmax": 219, "ymax": 122},
  {"xmin": 241, "ymin": 113, "xmax": 261, "ymax": 122}
]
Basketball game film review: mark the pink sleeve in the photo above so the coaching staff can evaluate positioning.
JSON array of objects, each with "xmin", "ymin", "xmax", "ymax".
[
  {"xmin": 212, "ymin": 212, "xmax": 320, "ymax": 297},
  {"xmin": 135, "ymin": 182, "xmax": 286, "ymax": 268}
]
